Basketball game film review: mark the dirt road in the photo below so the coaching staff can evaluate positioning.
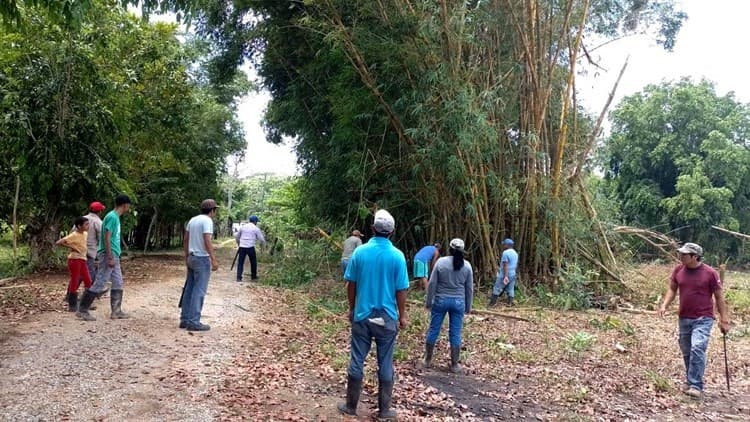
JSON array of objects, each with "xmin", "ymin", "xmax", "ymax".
[{"xmin": 0, "ymin": 252, "xmax": 258, "ymax": 421}]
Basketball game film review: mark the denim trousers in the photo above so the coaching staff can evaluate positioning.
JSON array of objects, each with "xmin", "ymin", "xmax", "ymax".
[
  {"xmin": 426, "ymin": 296, "xmax": 465, "ymax": 347},
  {"xmin": 678, "ymin": 316, "xmax": 714, "ymax": 391},
  {"xmin": 237, "ymin": 246, "xmax": 257, "ymax": 280},
  {"xmin": 181, "ymin": 255, "xmax": 211, "ymax": 327},
  {"xmin": 347, "ymin": 309, "xmax": 398, "ymax": 382},
  {"xmin": 492, "ymin": 274, "xmax": 516, "ymax": 297},
  {"xmin": 91, "ymin": 252, "xmax": 123, "ymax": 292}
]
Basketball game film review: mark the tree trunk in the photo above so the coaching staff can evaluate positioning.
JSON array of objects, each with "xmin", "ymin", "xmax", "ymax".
[{"xmin": 27, "ymin": 218, "xmax": 61, "ymax": 270}]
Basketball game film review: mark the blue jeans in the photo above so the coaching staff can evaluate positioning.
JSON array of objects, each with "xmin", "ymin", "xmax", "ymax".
[
  {"xmin": 180, "ymin": 255, "xmax": 211, "ymax": 327},
  {"xmin": 91, "ymin": 252, "xmax": 123, "ymax": 292},
  {"xmin": 493, "ymin": 274, "xmax": 516, "ymax": 297},
  {"xmin": 426, "ymin": 296, "xmax": 465, "ymax": 347},
  {"xmin": 348, "ymin": 309, "xmax": 398, "ymax": 382},
  {"xmin": 678, "ymin": 317, "xmax": 714, "ymax": 391},
  {"xmin": 236, "ymin": 247, "xmax": 257, "ymax": 280}
]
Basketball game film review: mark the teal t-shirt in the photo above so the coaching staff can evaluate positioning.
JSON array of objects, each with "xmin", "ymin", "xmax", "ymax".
[
  {"xmin": 98, "ymin": 210, "xmax": 121, "ymax": 257},
  {"xmin": 344, "ymin": 236, "xmax": 409, "ymax": 322}
]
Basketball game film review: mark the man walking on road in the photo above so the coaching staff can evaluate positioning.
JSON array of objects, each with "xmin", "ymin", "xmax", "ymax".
[
  {"xmin": 340, "ymin": 230, "xmax": 363, "ymax": 276},
  {"xmin": 658, "ymin": 242, "xmax": 730, "ymax": 398},
  {"xmin": 82, "ymin": 201, "xmax": 106, "ymax": 284},
  {"xmin": 77, "ymin": 194, "xmax": 132, "ymax": 321},
  {"xmin": 234, "ymin": 215, "xmax": 265, "ymax": 281},
  {"xmin": 179, "ymin": 199, "xmax": 220, "ymax": 331},
  {"xmin": 337, "ymin": 209, "xmax": 409, "ymax": 420},
  {"xmin": 489, "ymin": 238, "xmax": 518, "ymax": 306}
]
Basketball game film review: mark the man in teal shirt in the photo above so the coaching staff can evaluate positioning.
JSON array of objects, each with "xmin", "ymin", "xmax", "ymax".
[
  {"xmin": 77, "ymin": 194, "xmax": 132, "ymax": 321},
  {"xmin": 338, "ymin": 209, "xmax": 409, "ymax": 420},
  {"xmin": 489, "ymin": 238, "xmax": 519, "ymax": 306}
]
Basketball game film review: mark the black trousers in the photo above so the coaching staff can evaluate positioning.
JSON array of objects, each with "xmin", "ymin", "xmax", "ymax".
[{"xmin": 237, "ymin": 246, "xmax": 257, "ymax": 280}]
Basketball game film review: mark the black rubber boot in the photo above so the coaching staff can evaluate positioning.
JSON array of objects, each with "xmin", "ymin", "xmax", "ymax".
[
  {"xmin": 424, "ymin": 342, "xmax": 435, "ymax": 368},
  {"xmin": 110, "ymin": 289, "xmax": 130, "ymax": 319},
  {"xmin": 508, "ymin": 296, "xmax": 514, "ymax": 306},
  {"xmin": 450, "ymin": 345, "xmax": 463, "ymax": 374},
  {"xmin": 76, "ymin": 290, "xmax": 97, "ymax": 321},
  {"xmin": 377, "ymin": 380, "xmax": 397, "ymax": 420},
  {"xmin": 336, "ymin": 375, "xmax": 362, "ymax": 416},
  {"xmin": 65, "ymin": 292, "xmax": 78, "ymax": 312},
  {"xmin": 488, "ymin": 294, "xmax": 498, "ymax": 307}
]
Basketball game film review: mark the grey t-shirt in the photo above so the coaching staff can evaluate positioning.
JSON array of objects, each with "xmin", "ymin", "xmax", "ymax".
[
  {"xmin": 341, "ymin": 235, "xmax": 362, "ymax": 260},
  {"xmin": 425, "ymin": 256, "xmax": 474, "ymax": 313},
  {"xmin": 186, "ymin": 214, "xmax": 214, "ymax": 257}
]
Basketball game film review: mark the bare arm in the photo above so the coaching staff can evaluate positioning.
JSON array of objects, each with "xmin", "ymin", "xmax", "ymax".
[
  {"xmin": 346, "ymin": 281, "xmax": 356, "ymax": 322},
  {"xmin": 658, "ymin": 282, "xmax": 678, "ymax": 317},
  {"xmin": 104, "ymin": 231, "xmax": 114, "ymax": 267},
  {"xmin": 396, "ymin": 289, "xmax": 408, "ymax": 328},
  {"xmin": 714, "ymin": 288, "xmax": 730, "ymax": 333},
  {"xmin": 203, "ymin": 233, "xmax": 218, "ymax": 271}
]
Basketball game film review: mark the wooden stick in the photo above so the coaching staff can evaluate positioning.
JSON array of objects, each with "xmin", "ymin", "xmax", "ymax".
[
  {"xmin": 407, "ymin": 299, "xmax": 533, "ymax": 323},
  {"xmin": 0, "ymin": 284, "xmax": 31, "ymax": 290},
  {"xmin": 711, "ymin": 225, "xmax": 750, "ymax": 241}
]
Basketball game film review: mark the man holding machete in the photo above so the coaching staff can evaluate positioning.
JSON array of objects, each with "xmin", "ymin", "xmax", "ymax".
[
  {"xmin": 658, "ymin": 242, "xmax": 730, "ymax": 399},
  {"xmin": 178, "ymin": 199, "xmax": 219, "ymax": 331}
]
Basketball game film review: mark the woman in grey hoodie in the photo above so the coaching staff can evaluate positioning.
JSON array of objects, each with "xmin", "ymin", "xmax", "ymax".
[{"xmin": 423, "ymin": 238, "xmax": 474, "ymax": 373}]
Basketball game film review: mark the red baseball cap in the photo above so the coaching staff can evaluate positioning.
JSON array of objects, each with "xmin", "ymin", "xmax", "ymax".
[{"xmin": 89, "ymin": 201, "xmax": 106, "ymax": 212}]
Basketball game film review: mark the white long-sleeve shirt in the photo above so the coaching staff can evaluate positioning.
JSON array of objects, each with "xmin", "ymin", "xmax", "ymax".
[{"xmin": 235, "ymin": 222, "xmax": 266, "ymax": 248}]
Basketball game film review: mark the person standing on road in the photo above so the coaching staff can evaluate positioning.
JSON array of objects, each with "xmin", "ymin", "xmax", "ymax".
[
  {"xmin": 56, "ymin": 216, "xmax": 92, "ymax": 312},
  {"xmin": 77, "ymin": 194, "xmax": 132, "ymax": 321},
  {"xmin": 337, "ymin": 209, "xmax": 409, "ymax": 420},
  {"xmin": 424, "ymin": 238, "xmax": 473, "ymax": 373},
  {"xmin": 82, "ymin": 201, "xmax": 106, "ymax": 285},
  {"xmin": 658, "ymin": 242, "xmax": 730, "ymax": 398},
  {"xmin": 489, "ymin": 238, "xmax": 518, "ymax": 306},
  {"xmin": 234, "ymin": 215, "xmax": 265, "ymax": 282},
  {"xmin": 414, "ymin": 243, "xmax": 441, "ymax": 290},
  {"xmin": 340, "ymin": 230, "xmax": 363, "ymax": 277},
  {"xmin": 179, "ymin": 199, "xmax": 220, "ymax": 332}
]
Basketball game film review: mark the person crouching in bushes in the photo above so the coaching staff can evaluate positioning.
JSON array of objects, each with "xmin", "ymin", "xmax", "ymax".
[
  {"xmin": 56, "ymin": 216, "xmax": 92, "ymax": 312},
  {"xmin": 423, "ymin": 238, "xmax": 474, "ymax": 373}
]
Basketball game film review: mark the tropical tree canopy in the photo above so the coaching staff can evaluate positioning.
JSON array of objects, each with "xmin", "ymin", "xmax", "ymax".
[{"xmin": 602, "ymin": 78, "xmax": 750, "ymax": 260}]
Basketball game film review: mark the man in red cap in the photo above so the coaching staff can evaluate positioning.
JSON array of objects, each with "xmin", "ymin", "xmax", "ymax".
[{"xmin": 84, "ymin": 201, "xmax": 106, "ymax": 280}]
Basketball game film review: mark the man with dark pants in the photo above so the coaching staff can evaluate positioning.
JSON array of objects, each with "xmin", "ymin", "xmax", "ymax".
[
  {"xmin": 77, "ymin": 194, "xmax": 132, "ymax": 321},
  {"xmin": 337, "ymin": 209, "xmax": 409, "ymax": 420},
  {"xmin": 234, "ymin": 215, "xmax": 265, "ymax": 281},
  {"xmin": 658, "ymin": 242, "xmax": 730, "ymax": 398},
  {"xmin": 179, "ymin": 199, "xmax": 220, "ymax": 331}
]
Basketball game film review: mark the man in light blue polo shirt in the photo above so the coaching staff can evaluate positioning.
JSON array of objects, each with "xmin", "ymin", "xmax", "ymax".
[
  {"xmin": 489, "ymin": 238, "xmax": 519, "ymax": 306},
  {"xmin": 337, "ymin": 209, "xmax": 409, "ymax": 420}
]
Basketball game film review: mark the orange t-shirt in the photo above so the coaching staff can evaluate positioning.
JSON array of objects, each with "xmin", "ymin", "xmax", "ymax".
[{"xmin": 61, "ymin": 230, "xmax": 88, "ymax": 260}]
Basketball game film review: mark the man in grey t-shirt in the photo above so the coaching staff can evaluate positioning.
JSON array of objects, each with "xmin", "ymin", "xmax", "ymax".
[{"xmin": 340, "ymin": 230, "xmax": 363, "ymax": 276}]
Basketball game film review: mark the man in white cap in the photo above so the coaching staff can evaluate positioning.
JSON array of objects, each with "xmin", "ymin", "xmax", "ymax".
[
  {"xmin": 337, "ymin": 209, "xmax": 409, "ymax": 420},
  {"xmin": 658, "ymin": 242, "xmax": 730, "ymax": 398},
  {"xmin": 340, "ymin": 230, "xmax": 363, "ymax": 277}
]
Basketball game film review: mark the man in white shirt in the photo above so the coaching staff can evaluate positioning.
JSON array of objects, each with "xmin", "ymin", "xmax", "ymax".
[{"xmin": 235, "ymin": 215, "xmax": 266, "ymax": 281}]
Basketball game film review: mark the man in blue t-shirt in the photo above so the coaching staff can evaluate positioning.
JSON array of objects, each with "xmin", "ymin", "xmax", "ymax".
[
  {"xmin": 489, "ymin": 238, "xmax": 519, "ymax": 306},
  {"xmin": 413, "ymin": 242, "xmax": 441, "ymax": 290},
  {"xmin": 337, "ymin": 209, "xmax": 409, "ymax": 420}
]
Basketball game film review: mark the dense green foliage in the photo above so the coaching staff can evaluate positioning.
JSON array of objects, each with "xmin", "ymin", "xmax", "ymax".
[
  {"xmin": 603, "ymin": 79, "xmax": 750, "ymax": 261},
  {"xmin": 0, "ymin": 2, "xmax": 246, "ymax": 267}
]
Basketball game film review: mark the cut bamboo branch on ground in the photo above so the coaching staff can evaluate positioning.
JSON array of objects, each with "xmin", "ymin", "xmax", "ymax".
[{"xmin": 407, "ymin": 300, "xmax": 533, "ymax": 323}]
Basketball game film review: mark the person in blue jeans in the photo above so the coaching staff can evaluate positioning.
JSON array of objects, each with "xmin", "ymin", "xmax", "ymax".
[
  {"xmin": 424, "ymin": 238, "xmax": 473, "ymax": 373},
  {"xmin": 489, "ymin": 238, "xmax": 518, "ymax": 306},
  {"xmin": 179, "ymin": 199, "xmax": 220, "ymax": 332},
  {"xmin": 337, "ymin": 209, "xmax": 409, "ymax": 420},
  {"xmin": 658, "ymin": 242, "xmax": 730, "ymax": 398}
]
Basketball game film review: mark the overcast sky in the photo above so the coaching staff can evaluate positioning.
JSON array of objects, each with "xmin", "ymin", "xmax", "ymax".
[{"xmin": 236, "ymin": 0, "xmax": 750, "ymax": 177}]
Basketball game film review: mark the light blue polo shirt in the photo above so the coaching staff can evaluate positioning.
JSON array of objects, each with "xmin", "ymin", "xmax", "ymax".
[
  {"xmin": 500, "ymin": 248, "xmax": 518, "ymax": 278},
  {"xmin": 344, "ymin": 236, "xmax": 409, "ymax": 322}
]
